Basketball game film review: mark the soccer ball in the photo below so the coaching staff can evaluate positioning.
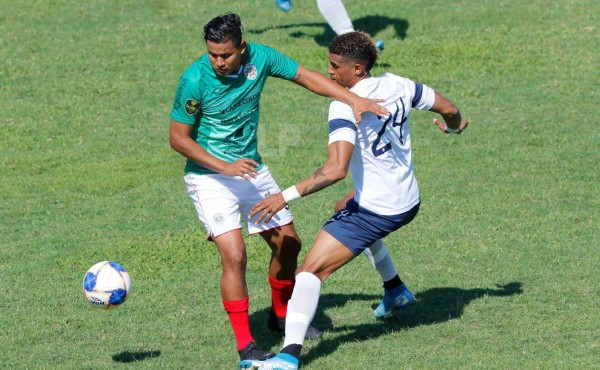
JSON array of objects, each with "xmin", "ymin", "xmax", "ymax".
[{"xmin": 83, "ymin": 261, "xmax": 131, "ymax": 309}]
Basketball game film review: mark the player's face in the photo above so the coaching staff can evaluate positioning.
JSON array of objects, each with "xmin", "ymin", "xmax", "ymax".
[
  {"xmin": 327, "ymin": 53, "xmax": 359, "ymax": 89},
  {"xmin": 206, "ymin": 40, "xmax": 246, "ymax": 77}
]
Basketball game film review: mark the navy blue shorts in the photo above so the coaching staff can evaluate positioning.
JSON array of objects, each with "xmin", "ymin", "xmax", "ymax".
[{"xmin": 322, "ymin": 199, "xmax": 420, "ymax": 255}]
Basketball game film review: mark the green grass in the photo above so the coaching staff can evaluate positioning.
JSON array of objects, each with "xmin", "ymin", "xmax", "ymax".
[{"xmin": 1, "ymin": 0, "xmax": 598, "ymax": 368}]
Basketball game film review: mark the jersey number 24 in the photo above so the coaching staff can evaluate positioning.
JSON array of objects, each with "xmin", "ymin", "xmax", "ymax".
[{"xmin": 371, "ymin": 99, "xmax": 408, "ymax": 157}]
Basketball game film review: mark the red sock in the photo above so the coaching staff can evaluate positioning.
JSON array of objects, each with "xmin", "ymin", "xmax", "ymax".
[
  {"xmin": 223, "ymin": 297, "xmax": 254, "ymax": 350},
  {"xmin": 269, "ymin": 275, "xmax": 294, "ymax": 318}
]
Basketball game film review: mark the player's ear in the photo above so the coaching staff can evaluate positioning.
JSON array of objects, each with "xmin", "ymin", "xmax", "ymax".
[
  {"xmin": 239, "ymin": 40, "xmax": 247, "ymax": 54},
  {"xmin": 354, "ymin": 63, "xmax": 365, "ymax": 77}
]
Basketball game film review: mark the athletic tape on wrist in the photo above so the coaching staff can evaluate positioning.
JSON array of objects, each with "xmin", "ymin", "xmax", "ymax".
[{"xmin": 282, "ymin": 186, "xmax": 301, "ymax": 203}]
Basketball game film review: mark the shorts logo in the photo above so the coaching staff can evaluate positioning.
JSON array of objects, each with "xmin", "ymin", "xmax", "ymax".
[
  {"xmin": 244, "ymin": 63, "xmax": 257, "ymax": 80},
  {"xmin": 213, "ymin": 213, "xmax": 225, "ymax": 225},
  {"xmin": 185, "ymin": 99, "xmax": 200, "ymax": 115},
  {"xmin": 325, "ymin": 208, "xmax": 350, "ymax": 226}
]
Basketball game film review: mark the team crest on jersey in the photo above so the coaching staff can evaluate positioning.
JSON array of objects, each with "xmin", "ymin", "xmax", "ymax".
[
  {"xmin": 243, "ymin": 63, "xmax": 257, "ymax": 80},
  {"xmin": 213, "ymin": 213, "xmax": 225, "ymax": 225},
  {"xmin": 184, "ymin": 99, "xmax": 200, "ymax": 115}
]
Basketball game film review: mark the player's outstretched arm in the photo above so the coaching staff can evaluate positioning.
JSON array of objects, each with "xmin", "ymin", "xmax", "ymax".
[
  {"xmin": 249, "ymin": 140, "xmax": 354, "ymax": 223},
  {"xmin": 291, "ymin": 65, "xmax": 388, "ymax": 122},
  {"xmin": 429, "ymin": 92, "xmax": 469, "ymax": 134},
  {"xmin": 169, "ymin": 120, "xmax": 258, "ymax": 179}
]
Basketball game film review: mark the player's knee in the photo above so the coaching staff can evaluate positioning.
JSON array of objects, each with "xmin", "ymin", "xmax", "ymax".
[
  {"xmin": 220, "ymin": 250, "xmax": 247, "ymax": 271},
  {"xmin": 282, "ymin": 233, "xmax": 302, "ymax": 255}
]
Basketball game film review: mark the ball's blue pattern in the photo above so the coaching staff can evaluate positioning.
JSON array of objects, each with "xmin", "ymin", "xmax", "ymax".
[
  {"xmin": 109, "ymin": 288, "xmax": 128, "ymax": 305},
  {"xmin": 108, "ymin": 261, "xmax": 126, "ymax": 272},
  {"xmin": 83, "ymin": 272, "xmax": 97, "ymax": 292}
]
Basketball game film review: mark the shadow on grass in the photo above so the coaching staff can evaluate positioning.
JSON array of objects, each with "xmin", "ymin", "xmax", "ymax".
[
  {"xmin": 247, "ymin": 15, "xmax": 409, "ymax": 48},
  {"xmin": 252, "ymin": 292, "xmax": 378, "ymax": 350},
  {"xmin": 253, "ymin": 282, "xmax": 523, "ymax": 367},
  {"xmin": 112, "ymin": 350, "xmax": 161, "ymax": 363}
]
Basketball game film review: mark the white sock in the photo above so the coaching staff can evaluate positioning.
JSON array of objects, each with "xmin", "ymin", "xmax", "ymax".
[
  {"xmin": 316, "ymin": 0, "xmax": 355, "ymax": 35},
  {"xmin": 364, "ymin": 239, "xmax": 398, "ymax": 282},
  {"xmin": 282, "ymin": 272, "xmax": 322, "ymax": 348}
]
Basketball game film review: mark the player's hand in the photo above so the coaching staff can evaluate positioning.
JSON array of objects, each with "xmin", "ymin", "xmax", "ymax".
[
  {"xmin": 222, "ymin": 158, "xmax": 259, "ymax": 180},
  {"xmin": 351, "ymin": 96, "xmax": 389, "ymax": 123},
  {"xmin": 249, "ymin": 193, "xmax": 287, "ymax": 224},
  {"xmin": 433, "ymin": 118, "xmax": 469, "ymax": 134}
]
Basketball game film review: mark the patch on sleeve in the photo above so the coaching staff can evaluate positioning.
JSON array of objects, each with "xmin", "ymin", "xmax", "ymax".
[{"xmin": 184, "ymin": 99, "xmax": 200, "ymax": 115}]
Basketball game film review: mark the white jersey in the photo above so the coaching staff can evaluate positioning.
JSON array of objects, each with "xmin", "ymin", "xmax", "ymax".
[{"xmin": 328, "ymin": 73, "xmax": 435, "ymax": 215}]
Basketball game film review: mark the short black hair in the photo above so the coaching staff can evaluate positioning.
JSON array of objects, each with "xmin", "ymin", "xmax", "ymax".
[
  {"xmin": 203, "ymin": 12, "xmax": 244, "ymax": 47},
  {"xmin": 328, "ymin": 31, "xmax": 378, "ymax": 72}
]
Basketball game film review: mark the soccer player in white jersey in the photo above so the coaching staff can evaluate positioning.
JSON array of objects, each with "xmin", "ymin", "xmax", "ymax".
[{"xmin": 240, "ymin": 31, "xmax": 468, "ymax": 369}]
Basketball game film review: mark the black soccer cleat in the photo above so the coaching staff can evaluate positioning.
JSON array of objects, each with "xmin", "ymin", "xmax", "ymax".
[
  {"xmin": 238, "ymin": 342, "xmax": 276, "ymax": 361},
  {"xmin": 268, "ymin": 310, "xmax": 322, "ymax": 339}
]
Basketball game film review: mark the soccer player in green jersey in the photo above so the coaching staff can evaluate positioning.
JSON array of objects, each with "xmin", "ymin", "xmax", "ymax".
[{"xmin": 169, "ymin": 13, "xmax": 388, "ymax": 362}]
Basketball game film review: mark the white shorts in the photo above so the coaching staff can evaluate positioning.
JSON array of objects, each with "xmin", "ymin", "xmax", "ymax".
[{"xmin": 184, "ymin": 165, "xmax": 294, "ymax": 239}]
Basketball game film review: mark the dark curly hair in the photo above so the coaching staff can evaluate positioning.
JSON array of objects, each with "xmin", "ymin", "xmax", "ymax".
[
  {"xmin": 203, "ymin": 12, "xmax": 244, "ymax": 47},
  {"xmin": 328, "ymin": 31, "xmax": 378, "ymax": 72}
]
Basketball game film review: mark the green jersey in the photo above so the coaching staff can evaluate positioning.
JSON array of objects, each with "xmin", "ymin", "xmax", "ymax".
[{"xmin": 170, "ymin": 42, "xmax": 299, "ymax": 175}]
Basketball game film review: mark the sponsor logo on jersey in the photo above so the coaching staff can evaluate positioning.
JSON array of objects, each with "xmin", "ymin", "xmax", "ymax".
[
  {"xmin": 184, "ymin": 99, "xmax": 200, "ymax": 115},
  {"xmin": 219, "ymin": 94, "xmax": 259, "ymax": 116},
  {"xmin": 243, "ymin": 63, "xmax": 257, "ymax": 80}
]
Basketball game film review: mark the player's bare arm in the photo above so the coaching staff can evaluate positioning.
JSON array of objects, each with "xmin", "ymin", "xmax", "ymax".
[
  {"xmin": 429, "ymin": 92, "xmax": 469, "ymax": 134},
  {"xmin": 291, "ymin": 65, "xmax": 388, "ymax": 122},
  {"xmin": 249, "ymin": 140, "xmax": 354, "ymax": 223},
  {"xmin": 298, "ymin": 166, "xmax": 336, "ymax": 195},
  {"xmin": 169, "ymin": 120, "xmax": 258, "ymax": 179}
]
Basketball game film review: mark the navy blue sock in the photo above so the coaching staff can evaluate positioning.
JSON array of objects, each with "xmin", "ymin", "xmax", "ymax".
[
  {"xmin": 383, "ymin": 275, "xmax": 403, "ymax": 291},
  {"xmin": 281, "ymin": 344, "xmax": 302, "ymax": 360}
]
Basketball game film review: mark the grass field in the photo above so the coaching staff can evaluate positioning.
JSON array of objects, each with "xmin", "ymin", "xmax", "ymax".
[{"xmin": 1, "ymin": 0, "xmax": 598, "ymax": 368}]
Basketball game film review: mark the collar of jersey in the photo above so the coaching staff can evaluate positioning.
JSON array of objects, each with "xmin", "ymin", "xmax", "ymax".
[
  {"xmin": 223, "ymin": 64, "xmax": 243, "ymax": 79},
  {"xmin": 350, "ymin": 75, "xmax": 374, "ymax": 92}
]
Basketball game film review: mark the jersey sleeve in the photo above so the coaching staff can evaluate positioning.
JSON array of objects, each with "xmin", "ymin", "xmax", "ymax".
[
  {"xmin": 259, "ymin": 44, "xmax": 299, "ymax": 80},
  {"xmin": 410, "ymin": 81, "xmax": 435, "ymax": 111},
  {"xmin": 327, "ymin": 101, "xmax": 357, "ymax": 145},
  {"xmin": 170, "ymin": 73, "xmax": 202, "ymax": 124}
]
